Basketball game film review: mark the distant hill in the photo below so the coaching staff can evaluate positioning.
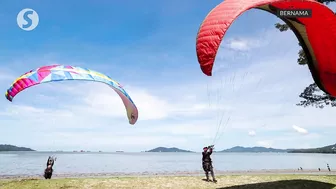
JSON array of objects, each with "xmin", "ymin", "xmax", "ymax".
[
  {"xmin": 144, "ymin": 143, "xmax": 336, "ymax": 153},
  {"xmin": 219, "ymin": 143, "xmax": 336, "ymax": 154},
  {"xmin": 288, "ymin": 143, "xmax": 336, "ymax": 154},
  {"xmin": 219, "ymin": 146, "xmax": 288, "ymax": 153},
  {"xmin": 146, "ymin": 147, "xmax": 193, "ymax": 152},
  {"xmin": 0, "ymin": 144, "xmax": 35, "ymax": 151}
]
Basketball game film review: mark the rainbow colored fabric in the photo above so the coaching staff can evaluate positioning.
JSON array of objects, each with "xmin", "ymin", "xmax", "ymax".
[{"xmin": 5, "ymin": 64, "xmax": 138, "ymax": 125}]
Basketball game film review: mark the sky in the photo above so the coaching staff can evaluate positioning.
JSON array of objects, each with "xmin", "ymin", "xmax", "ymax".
[{"xmin": 0, "ymin": 1, "xmax": 335, "ymax": 152}]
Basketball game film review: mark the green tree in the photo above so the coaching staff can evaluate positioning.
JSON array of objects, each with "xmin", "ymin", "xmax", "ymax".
[{"xmin": 274, "ymin": 0, "xmax": 336, "ymax": 108}]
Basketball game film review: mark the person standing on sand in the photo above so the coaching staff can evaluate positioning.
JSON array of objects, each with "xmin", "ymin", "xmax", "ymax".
[
  {"xmin": 44, "ymin": 156, "xmax": 56, "ymax": 179},
  {"xmin": 202, "ymin": 145, "xmax": 217, "ymax": 183},
  {"xmin": 327, "ymin": 164, "xmax": 331, "ymax": 171}
]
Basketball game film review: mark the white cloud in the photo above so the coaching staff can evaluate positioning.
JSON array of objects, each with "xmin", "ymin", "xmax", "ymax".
[
  {"xmin": 256, "ymin": 140, "xmax": 273, "ymax": 148},
  {"xmin": 248, "ymin": 130, "xmax": 256, "ymax": 136},
  {"xmin": 227, "ymin": 39, "xmax": 249, "ymax": 51},
  {"xmin": 79, "ymin": 84, "xmax": 171, "ymax": 120},
  {"xmin": 22, "ymin": 132, "xmax": 190, "ymax": 151},
  {"xmin": 44, "ymin": 82, "xmax": 216, "ymax": 122},
  {"xmin": 292, "ymin": 125, "xmax": 308, "ymax": 135},
  {"xmin": 2, "ymin": 104, "xmax": 107, "ymax": 131},
  {"xmin": 137, "ymin": 121, "xmax": 215, "ymax": 137},
  {"xmin": 5, "ymin": 104, "xmax": 74, "ymax": 119},
  {"xmin": 225, "ymin": 38, "xmax": 265, "ymax": 52}
]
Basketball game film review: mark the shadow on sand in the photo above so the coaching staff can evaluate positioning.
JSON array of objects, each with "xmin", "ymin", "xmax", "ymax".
[
  {"xmin": 202, "ymin": 178, "xmax": 217, "ymax": 183},
  {"xmin": 216, "ymin": 179, "xmax": 336, "ymax": 189}
]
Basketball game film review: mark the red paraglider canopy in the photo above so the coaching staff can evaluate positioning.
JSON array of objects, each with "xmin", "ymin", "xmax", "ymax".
[{"xmin": 196, "ymin": 0, "xmax": 336, "ymax": 96}]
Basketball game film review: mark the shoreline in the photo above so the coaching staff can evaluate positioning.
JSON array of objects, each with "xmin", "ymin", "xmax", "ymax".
[{"xmin": 1, "ymin": 169, "xmax": 335, "ymax": 180}]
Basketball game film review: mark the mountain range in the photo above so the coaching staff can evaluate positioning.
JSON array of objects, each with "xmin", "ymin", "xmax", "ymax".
[
  {"xmin": 218, "ymin": 143, "xmax": 336, "ymax": 153},
  {"xmin": 287, "ymin": 143, "xmax": 336, "ymax": 153},
  {"xmin": 145, "ymin": 143, "xmax": 336, "ymax": 153},
  {"xmin": 219, "ymin": 146, "xmax": 288, "ymax": 153}
]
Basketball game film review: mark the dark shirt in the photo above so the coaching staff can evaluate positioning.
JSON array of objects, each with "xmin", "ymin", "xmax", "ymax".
[{"xmin": 202, "ymin": 149, "xmax": 212, "ymax": 162}]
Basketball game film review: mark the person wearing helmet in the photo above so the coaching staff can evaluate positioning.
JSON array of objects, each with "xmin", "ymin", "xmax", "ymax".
[{"xmin": 202, "ymin": 145, "xmax": 217, "ymax": 182}]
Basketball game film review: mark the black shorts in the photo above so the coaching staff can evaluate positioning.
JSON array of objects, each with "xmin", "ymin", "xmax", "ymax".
[
  {"xmin": 44, "ymin": 169, "xmax": 53, "ymax": 179},
  {"xmin": 202, "ymin": 162, "xmax": 213, "ymax": 172}
]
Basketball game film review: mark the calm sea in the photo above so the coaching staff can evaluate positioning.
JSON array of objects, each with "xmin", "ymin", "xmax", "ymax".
[{"xmin": 0, "ymin": 152, "xmax": 335, "ymax": 176}]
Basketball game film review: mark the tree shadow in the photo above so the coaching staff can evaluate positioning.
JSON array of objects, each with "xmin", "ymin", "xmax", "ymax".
[{"xmin": 217, "ymin": 179, "xmax": 336, "ymax": 189}]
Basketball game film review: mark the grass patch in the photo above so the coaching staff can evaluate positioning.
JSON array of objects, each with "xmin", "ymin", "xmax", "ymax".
[{"xmin": 0, "ymin": 175, "xmax": 335, "ymax": 189}]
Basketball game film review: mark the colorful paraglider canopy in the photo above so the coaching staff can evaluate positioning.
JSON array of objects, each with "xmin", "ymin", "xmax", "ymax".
[
  {"xmin": 196, "ymin": 0, "xmax": 336, "ymax": 96},
  {"xmin": 5, "ymin": 64, "xmax": 138, "ymax": 125}
]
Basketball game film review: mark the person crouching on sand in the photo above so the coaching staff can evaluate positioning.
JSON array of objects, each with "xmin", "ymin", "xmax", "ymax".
[{"xmin": 202, "ymin": 145, "xmax": 217, "ymax": 183}]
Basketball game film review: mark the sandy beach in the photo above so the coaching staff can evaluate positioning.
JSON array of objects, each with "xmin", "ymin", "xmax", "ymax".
[
  {"xmin": 0, "ymin": 171, "xmax": 336, "ymax": 189},
  {"xmin": 0, "ymin": 169, "xmax": 336, "ymax": 189}
]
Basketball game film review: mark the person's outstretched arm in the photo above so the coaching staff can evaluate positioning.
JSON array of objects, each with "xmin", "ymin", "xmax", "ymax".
[
  {"xmin": 208, "ymin": 148, "xmax": 213, "ymax": 155},
  {"xmin": 46, "ymin": 157, "xmax": 50, "ymax": 166}
]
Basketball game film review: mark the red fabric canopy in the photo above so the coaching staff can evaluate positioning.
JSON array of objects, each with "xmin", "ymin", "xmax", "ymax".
[{"xmin": 196, "ymin": 0, "xmax": 336, "ymax": 96}]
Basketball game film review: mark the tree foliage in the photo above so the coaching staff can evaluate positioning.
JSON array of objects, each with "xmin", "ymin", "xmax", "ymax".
[
  {"xmin": 297, "ymin": 83, "xmax": 336, "ymax": 108},
  {"xmin": 275, "ymin": 0, "xmax": 335, "ymax": 108}
]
